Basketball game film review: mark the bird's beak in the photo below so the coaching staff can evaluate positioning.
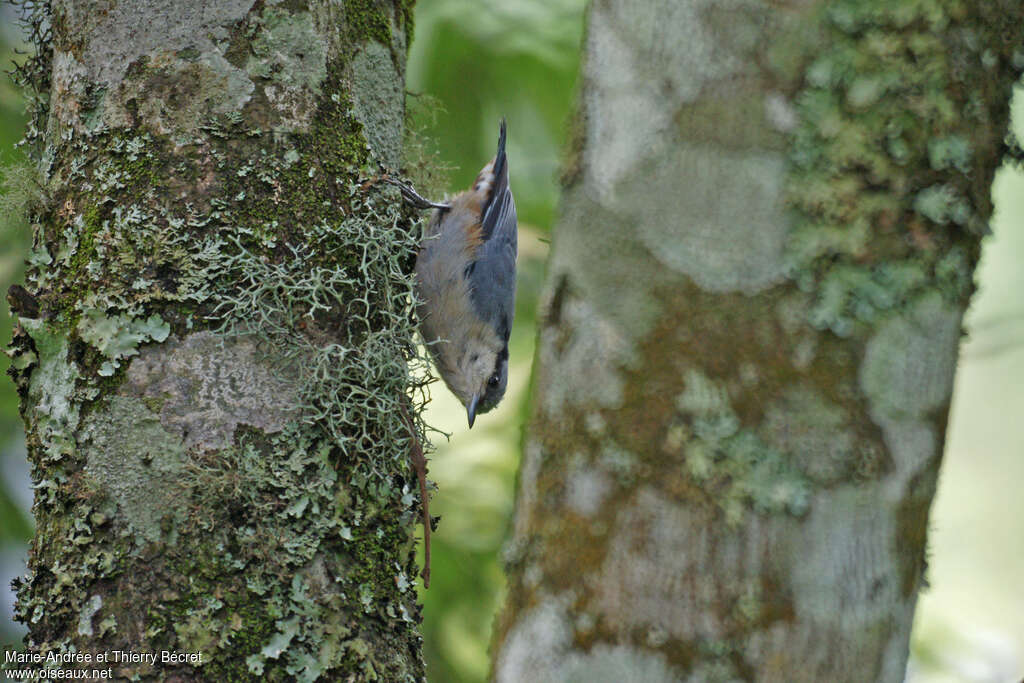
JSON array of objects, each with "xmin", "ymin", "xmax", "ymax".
[{"xmin": 467, "ymin": 395, "xmax": 479, "ymax": 429}]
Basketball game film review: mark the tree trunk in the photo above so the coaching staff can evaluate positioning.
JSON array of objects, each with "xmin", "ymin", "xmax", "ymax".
[
  {"xmin": 7, "ymin": 1, "xmax": 430, "ymax": 680},
  {"xmin": 493, "ymin": 1, "xmax": 1023, "ymax": 681}
]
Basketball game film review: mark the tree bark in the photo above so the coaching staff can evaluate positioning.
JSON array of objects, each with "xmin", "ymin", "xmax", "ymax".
[
  {"xmin": 7, "ymin": 1, "xmax": 429, "ymax": 681},
  {"xmin": 493, "ymin": 1, "xmax": 1023, "ymax": 681}
]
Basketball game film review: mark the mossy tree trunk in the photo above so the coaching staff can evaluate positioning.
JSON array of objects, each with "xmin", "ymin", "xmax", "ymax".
[
  {"xmin": 493, "ymin": 1, "xmax": 1023, "ymax": 681},
  {"xmin": 7, "ymin": 1, "xmax": 431, "ymax": 681}
]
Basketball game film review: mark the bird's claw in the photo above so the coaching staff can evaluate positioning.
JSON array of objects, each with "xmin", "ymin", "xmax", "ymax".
[{"xmin": 385, "ymin": 177, "xmax": 451, "ymax": 211}]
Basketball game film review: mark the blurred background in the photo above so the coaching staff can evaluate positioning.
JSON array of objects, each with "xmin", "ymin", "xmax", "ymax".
[{"xmin": 1, "ymin": 2, "xmax": 1022, "ymax": 681}]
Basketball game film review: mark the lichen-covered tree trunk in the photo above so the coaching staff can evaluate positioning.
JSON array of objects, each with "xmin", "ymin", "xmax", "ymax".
[
  {"xmin": 6, "ymin": 1, "xmax": 430, "ymax": 680},
  {"xmin": 493, "ymin": 1, "xmax": 1023, "ymax": 681}
]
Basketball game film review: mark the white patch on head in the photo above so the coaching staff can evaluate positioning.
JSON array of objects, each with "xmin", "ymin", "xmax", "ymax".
[
  {"xmin": 455, "ymin": 338, "xmax": 500, "ymax": 402},
  {"xmin": 426, "ymin": 323, "xmax": 502, "ymax": 409}
]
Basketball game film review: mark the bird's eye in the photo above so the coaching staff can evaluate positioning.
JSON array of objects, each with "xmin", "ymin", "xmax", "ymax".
[{"xmin": 488, "ymin": 373, "xmax": 500, "ymax": 387}]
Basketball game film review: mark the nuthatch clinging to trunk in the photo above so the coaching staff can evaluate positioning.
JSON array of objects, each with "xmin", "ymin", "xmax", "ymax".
[{"xmin": 392, "ymin": 120, "xmax": 518, "ymax": 428}]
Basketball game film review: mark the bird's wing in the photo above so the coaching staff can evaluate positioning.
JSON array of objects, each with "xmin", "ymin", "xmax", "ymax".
[
  {"xmin": 468, "ymin": 190, "xmax": 517, "ymax": 341},
  {"xmin": 468, "ymin": 119, "xmax": 518, "ymax": 341}
]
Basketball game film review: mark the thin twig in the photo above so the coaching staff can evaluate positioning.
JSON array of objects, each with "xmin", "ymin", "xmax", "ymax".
[{"xmin": 400, "ymin": 403, "xmax": 431, "ymax": 588}]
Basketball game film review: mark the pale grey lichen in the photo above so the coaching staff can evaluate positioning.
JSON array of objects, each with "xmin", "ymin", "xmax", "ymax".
[
  {"xmin": 583, "ymin": 412, "xmax": 607, "ymax": 436},
  {"xmin": 507, "ymin": 440, "xmax": 544, "ymax": 550},
  {"xmin": 629, "ymin": 146, "xmax": 788, "ymax": 294},
  {"xmin": 788, "ymin": 487, "xmax": 903, "ymax": 627},
  {"xmin": 859, "ymin": 293, "xmax": 961, "ymax": 420},
  {"xmin": 582, "ymin": 0, "xmax": 752, "ymax": 202},
  {"xmin": 538, "ymin": 296, "xmax": 632, "ymax": 415},
  {"xmin": 122, "ymin": 331, "xmax": 300, "ymax": 452},
  {"xmin": 52, "ymin": 0, "xmax": 256, "ymax": 137},
  {"xmin": 49, "ymin": 50, "xmax": 91, "ymax": 131},
  {"xmin": 247, "ymin": 7, "xmax": 327, "ymax": 131},
  {"xmin": 764, "ymin": 91, "xmax": 798, "ymax": 133},
  {"xmin": 593, "ymin": 484, "xmax": 907, "ymax": 666},
  {"xmin": 542, "ymin": 193, "xmax": 669, "ymax": 346},
  {"xmin": 77, "ymin": 594, "xmax": 102, "ymax": 637},
  {"xmin": 595, "ymin": 488, "xmax": 722, "ymax": 642},
  {"xmin": 564, "ymin": 460, "xmax": 613, "ymax": 518},
  {"xmin": 761, "ymin": 385, "xmax": 860, "ymax": 485},
  {"xmin": 578, "ymin": 0, "xmax": 790, "ymax": 295},
  {"xmin": 118, "ymin": 52, "xmax": 255, "ymax": 139},
  {"xmin": 20, "ymin": 318, "xmax": 80, "ymax": 462},
  {"xmin": 64, "ymin": 0, "xmax": 256, "ymax": 87},
  {"xmin": 349, "ymin": 42, "xmax": 404, "ymax": 167},
  {"xmin": 684, "ymin": 658, "xmax": 744, "ymax": 683},
  {"xmin": 598, "ymin": 442, "xmax": 639, "ymax": 484},
  {"xmin": 494, "ymin": 600, "xmax": 571, "ymax": 683},
  {"xmin": 494, "ymin": 598, "xmax": 683, "ymax": 683},
  {"xmin": 247, "ymin": 8, "xmax": 327, "ymax": 91},
  {"xmin": 563, "ymin": 644, "xmax": 682, "ymax": 683},
  {"xmin": 80, "ymin": 397, "xmax": 187, "ymax": 543},
  {"xmin": 859, "ymin": 293, "xmax": 962, "ymax": 494}
]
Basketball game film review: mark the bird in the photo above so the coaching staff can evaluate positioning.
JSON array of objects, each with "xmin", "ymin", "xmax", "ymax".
[{"xmin": 391, "ymin": 120, "xmax": 518, "ymax": 428}]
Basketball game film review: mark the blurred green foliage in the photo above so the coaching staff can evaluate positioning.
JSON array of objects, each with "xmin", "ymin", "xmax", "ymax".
[
  {"xmin": 407, "ymin": 0, "xmax": 586, "ymax": 230},
  {"xmin": 0, "ymin": 6, "xmax": 35, "ymax": 650},
  {"xmin": 406, "ymin": 2, "xmax": 585, "ymax": 680}
]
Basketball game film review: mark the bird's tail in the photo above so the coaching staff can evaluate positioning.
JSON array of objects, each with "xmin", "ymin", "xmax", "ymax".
[{"xmin": 493, "ymin": 117, "xmax": 507, "ymax": 187}]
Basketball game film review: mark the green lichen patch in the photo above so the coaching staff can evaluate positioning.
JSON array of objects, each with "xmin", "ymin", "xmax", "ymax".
[
  {"xmin": 219, "ymin": 75, "xmax": 372, "ymax": 240},
  {"xmin": 33, "ymin": 131, "xmax": 226, "ymax": 340},
  {"xmin": 781, "ymin": 0, "xmax": 1024, "ymax": 337},
  {"xmin": 77, "ymin": 311, "xmax": 170, "ymax": 376},
  {"xmin": 152, "ymin": 422, "xmax": 425, "ymax": 681},
  {"xmin": 667, "ymin": 369, "xmax": 810, "ymax": 524}
]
